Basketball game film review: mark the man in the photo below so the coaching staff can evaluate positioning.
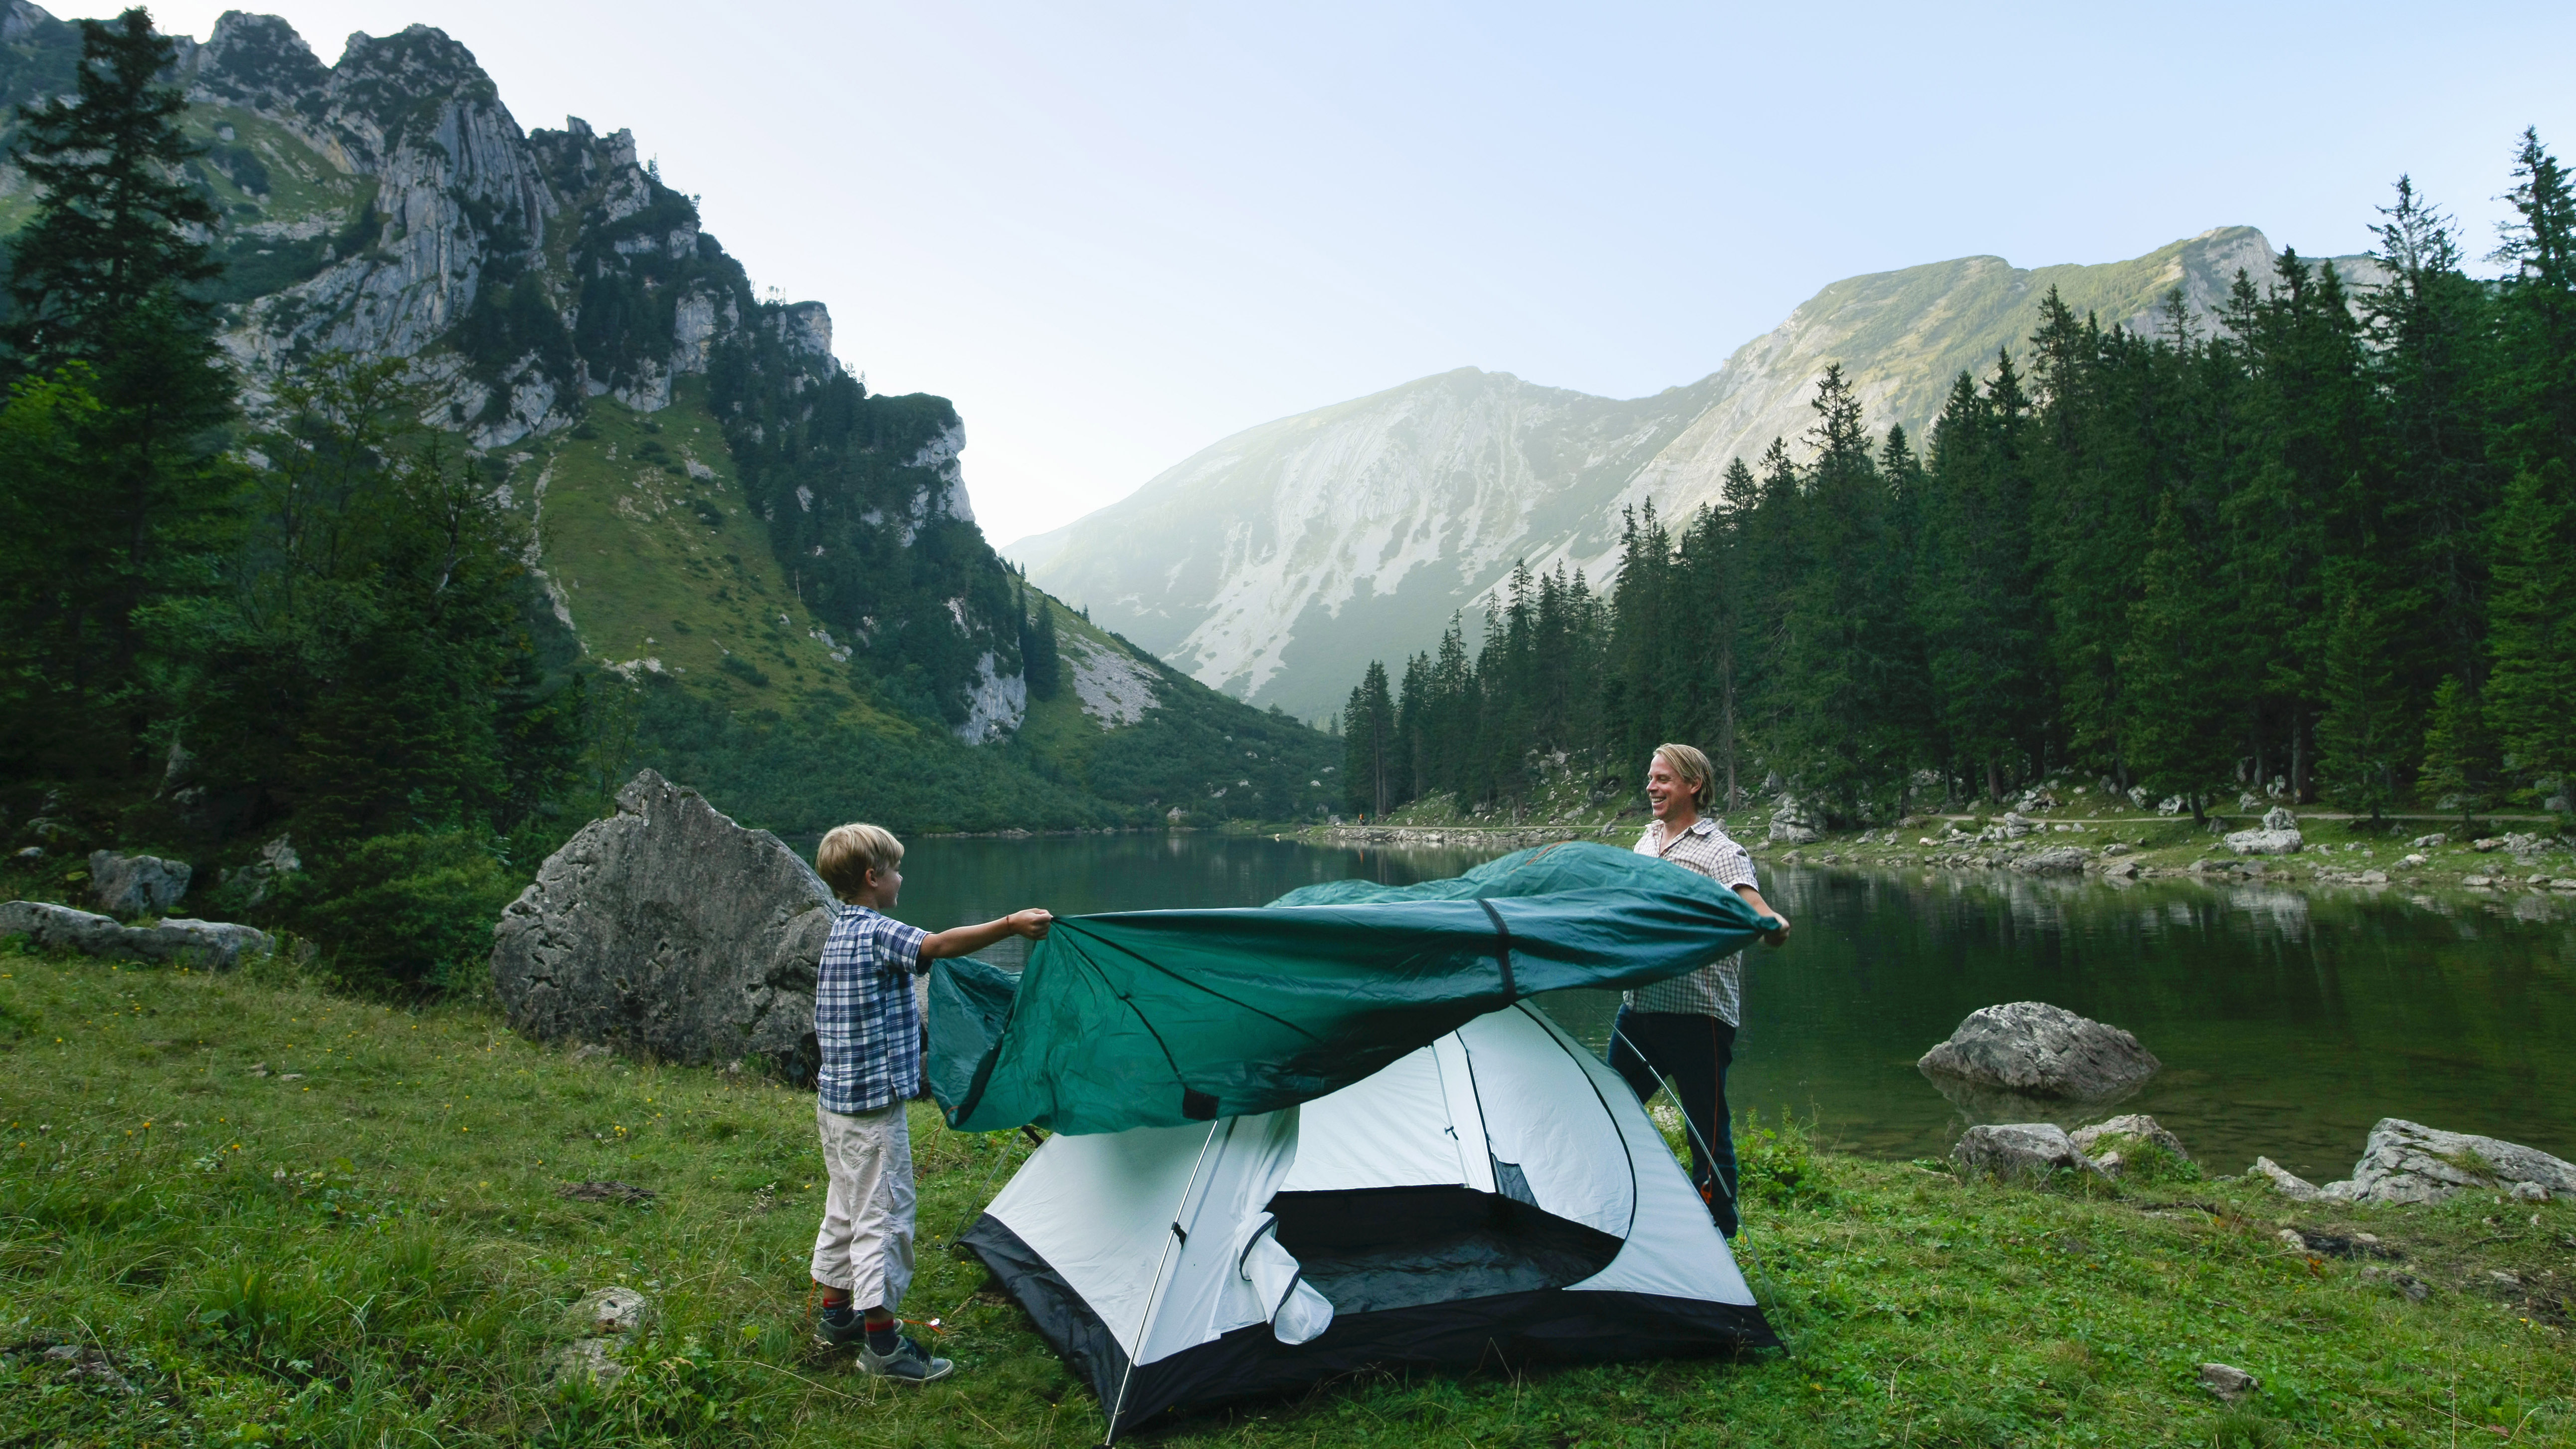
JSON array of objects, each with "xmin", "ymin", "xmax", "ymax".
[{"xmin": 1608, "ymin": 742, "xmax": 1791, "ymax": 1237}]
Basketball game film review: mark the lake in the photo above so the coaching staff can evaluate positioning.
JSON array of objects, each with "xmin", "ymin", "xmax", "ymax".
[{"xmin": 887, "ymin": 832, "xmax": 2576, "ymax": 1183}]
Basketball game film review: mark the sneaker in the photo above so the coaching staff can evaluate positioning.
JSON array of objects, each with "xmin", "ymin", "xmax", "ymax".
[
  {"xmin": 813, "ymin": 1304, "xmax": 867, "ymax": 1348},
  {"xmin": 858, "ymin": 1333, "xmax": 954, "ymax": 1383}
]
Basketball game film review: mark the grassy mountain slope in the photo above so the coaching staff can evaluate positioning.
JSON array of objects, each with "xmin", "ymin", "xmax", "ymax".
[{"xmin": 0, "ymin": 3, "xmax": 1339, "ymax": 835}]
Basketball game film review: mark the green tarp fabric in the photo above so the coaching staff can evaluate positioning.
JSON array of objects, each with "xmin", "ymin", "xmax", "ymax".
[{"xmin": 927, "ymin": 841, "xmax": 1777, "ymax": 1135}]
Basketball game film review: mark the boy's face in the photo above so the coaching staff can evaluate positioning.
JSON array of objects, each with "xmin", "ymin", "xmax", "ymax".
[{"xmin": 861, "ymin": 864, "xmax": 902, "ymax": 909}]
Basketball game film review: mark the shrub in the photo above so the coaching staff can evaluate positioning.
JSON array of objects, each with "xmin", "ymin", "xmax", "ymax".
[{"xmin": 274, "ymin": 830, "xmax": 521, "ymax": 994}]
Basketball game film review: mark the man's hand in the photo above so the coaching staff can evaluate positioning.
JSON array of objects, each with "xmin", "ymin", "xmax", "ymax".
[
  {"xmin": 1008, "ymin": 908, "xmax": 1053, "ymax": 940},
  {"xmin": 1735, "ymin": 884, "xmax": 1791, "ymax": 947}
]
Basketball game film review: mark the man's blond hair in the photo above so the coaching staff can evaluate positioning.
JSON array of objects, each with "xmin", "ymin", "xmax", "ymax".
[
  {"xmin": 1651, "ymin": 742, "xmax": 1717, "ymax": 815},
  {"xmin": 816, "ymin": 823, "xmax": 904, "ymax": 902}
]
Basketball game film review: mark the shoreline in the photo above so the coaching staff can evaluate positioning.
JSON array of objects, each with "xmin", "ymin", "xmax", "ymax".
[{"xmin": 1295, "ymin": 811, "xmax": 2576, "ymax": 902}]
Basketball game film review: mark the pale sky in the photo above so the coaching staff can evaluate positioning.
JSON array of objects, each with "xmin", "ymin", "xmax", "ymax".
[{"xmin": 52, "ymin": 1, "xmax": 2576, "ymax": 546}]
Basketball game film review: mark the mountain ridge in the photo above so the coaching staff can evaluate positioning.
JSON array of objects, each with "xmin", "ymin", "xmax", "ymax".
[
  {"xmin": 1010, "ymin": 227, "xmax": 2388, "ymax": 720},
  {"xmin": 0, "ymin": 3, "xmax": 1340, "ymax": 831}
]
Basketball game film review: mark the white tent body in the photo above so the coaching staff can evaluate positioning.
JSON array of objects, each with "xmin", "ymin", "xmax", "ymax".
[{"xmin": 964, "ymin": 1003, "xmax": 1775, "ymax": 1436}]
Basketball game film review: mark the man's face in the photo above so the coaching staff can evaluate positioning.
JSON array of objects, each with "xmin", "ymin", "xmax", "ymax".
[{"xmin": 1645, "ymin": 759, "xmax": 1694, "ymax": 823}]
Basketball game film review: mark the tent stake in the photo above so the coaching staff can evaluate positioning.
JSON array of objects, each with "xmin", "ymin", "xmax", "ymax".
[{"xmin": 1101, "ymin": 1117, "xmax": 1222, "ymax": 1446}]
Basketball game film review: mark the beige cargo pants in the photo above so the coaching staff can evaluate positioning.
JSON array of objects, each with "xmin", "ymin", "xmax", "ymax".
[{"xmin": 809, "ymin": 1100, "xmax": 916, "ymax": 1311}]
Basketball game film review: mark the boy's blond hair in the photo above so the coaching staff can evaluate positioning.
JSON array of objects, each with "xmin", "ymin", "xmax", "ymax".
[
  {"xmin": 1651, "ymin": 742, "xmax": 1716, "ymax": 814},
  {"xmin": 816, "ymin": 823, "xmax": 903, "ymax": 903}
]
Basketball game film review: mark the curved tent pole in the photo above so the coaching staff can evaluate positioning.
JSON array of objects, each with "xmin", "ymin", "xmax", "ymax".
[
  {"xmin": 1608, "ymin": 1024, "xmax": 1738, "ymax": 1214},
  {"xmin": 1609, "ymin": 1023, "xmax": 1795, "ymax": 1355},
  {"xmin": 1101, "ymin": 1117, "xmax": 1223, "ymax": 1446}
]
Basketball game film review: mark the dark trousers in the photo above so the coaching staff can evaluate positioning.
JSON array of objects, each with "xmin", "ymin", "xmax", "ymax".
[{"xmin": 1607, "ymin": 1006, "xmax": 1739, "ymax": 1236}]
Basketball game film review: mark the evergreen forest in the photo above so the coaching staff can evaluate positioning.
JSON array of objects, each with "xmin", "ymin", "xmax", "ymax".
[{"xmin": 1342, "ymin": 140, "xmax": 2576, "ymax": 830}]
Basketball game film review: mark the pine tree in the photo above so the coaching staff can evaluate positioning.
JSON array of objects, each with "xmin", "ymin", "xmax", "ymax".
[
  {"xmin": 2493, "ymin": 129, "xmax": 2576, "ymax": 472},
  {"xmin": 1340, "ymin": 660, "xmax": 1394, "ymax": 816},
  {"xmin": 0, "ymin": 8, "xmax": 241, "ymax": 787},
  {"xmin": 3, "ymin": 9, "xmax": 222, "ymax": 366},
  {"xmin": 2315, "ymin": 582, "xmax": 2405, "ymax": 820},
  {"xmin": 2484, "ymin": 460, "xmax": 2576, "ymax": 802},
  {"xmin": 2419, "ymin": 675, "xmax": 2498, "ymax": 828}
]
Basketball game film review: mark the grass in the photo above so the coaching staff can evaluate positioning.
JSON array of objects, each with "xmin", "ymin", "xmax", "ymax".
[
  {"xmin": 5, "ymin": 944, "xmax": 2575, "ymax": 1447},
  {"xmin": 522, "ymin": 377, "xmax": 914, "ymax": 743}
]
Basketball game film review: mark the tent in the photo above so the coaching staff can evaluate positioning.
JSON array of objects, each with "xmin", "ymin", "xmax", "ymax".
[{"xmin": 927, "ymin": 843, "xmax": 1782, "ymax": 1437}]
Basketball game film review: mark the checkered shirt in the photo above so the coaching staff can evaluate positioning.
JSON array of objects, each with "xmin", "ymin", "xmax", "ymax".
[
  {"xmin": 1624, "ymin": 816, "xmax": 1759, "ymax": 1025},
  {"xmin": 814, "ymin": 905, "xmax": 931, "ymax": 1115}
]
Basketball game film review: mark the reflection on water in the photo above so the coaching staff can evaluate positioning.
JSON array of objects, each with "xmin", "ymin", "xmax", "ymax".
[{"xmin": 891, "ymin": 835, "xmax": 2576, "ymax": 1182}]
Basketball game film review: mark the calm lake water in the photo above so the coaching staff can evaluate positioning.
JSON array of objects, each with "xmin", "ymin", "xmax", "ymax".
[{"xmin": 888, "ymin": 833, "xmax": 2576, "ymax": 1183}]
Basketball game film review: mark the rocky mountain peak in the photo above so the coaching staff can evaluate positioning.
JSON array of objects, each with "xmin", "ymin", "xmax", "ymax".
[
  {"xmin": 188, "ymin": 11, "xmax": 326, "ymax": 109},
  {"xmin": 2, "ymin": 0, "xmax": 49, "ymax": 46}
]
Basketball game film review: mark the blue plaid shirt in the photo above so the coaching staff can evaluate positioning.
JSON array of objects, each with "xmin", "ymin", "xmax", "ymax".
[{"xmin": 814, "ymin": 905, "xmax": 931, "ymax": 1114}]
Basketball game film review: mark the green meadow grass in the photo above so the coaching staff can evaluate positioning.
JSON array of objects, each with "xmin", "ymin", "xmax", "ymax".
[{"xmin": 3, "ymin": 943, "xmax": 2572, "ymax": 1447}]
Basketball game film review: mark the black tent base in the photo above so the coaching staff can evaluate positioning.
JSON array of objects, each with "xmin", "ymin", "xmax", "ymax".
[{"xmin": 963, "ymin": 1214, "xmax": 1782, "ymax": 1439}]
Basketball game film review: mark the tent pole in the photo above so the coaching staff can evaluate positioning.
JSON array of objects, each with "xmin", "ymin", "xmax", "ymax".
[
  {"xmin": 1609, "ymin": 1025, "xmax": 1738, "ymax": 1214},
  {"xmin": 1611, "ymin": 1025, "xmax": 1794, "ymax": 1356},
  {"xmin": 1101, "ymin": 1118, "xmax": 1223, "ymax": 1447}
]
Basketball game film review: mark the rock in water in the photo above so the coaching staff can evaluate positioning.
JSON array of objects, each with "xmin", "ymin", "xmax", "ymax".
[
  {"xmin": 1918, "ymin": 1001, "xmax": 2161, "ymax": 1100},
  {"xmin": 490, "ymin": 771, "xmax": 835, "ymax": 1081},
  {"xmin": 88, "ymin": 850, "xmax": 191, "ymax": 915},
  {"xmin": 1951, "ymin": 1122, "xmax": 2102, "ymax": 1182},
  {"xmin": 2317, "ymin": 1118, "xmax": 2576, "ymax": 1205}
]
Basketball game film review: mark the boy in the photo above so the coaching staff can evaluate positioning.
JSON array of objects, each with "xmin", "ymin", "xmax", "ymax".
[{"xmin": 809, "ymin": 822, "xmax": 1052, "ymax": 1382}]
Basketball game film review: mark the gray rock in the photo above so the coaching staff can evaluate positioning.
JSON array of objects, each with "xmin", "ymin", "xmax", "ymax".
[
  {"xmin": 2260, "ymin": 805, "xmax": 2297, "ymax": 833},
  {"xmin": 2409, "ymin": 833, "xmax": 2448, "ymax": 849},
  {"xmin": 567, "ymin": 1285, "xmax": 655, "ymax": 1337},
  {"xmin": 2071, "ymin": 1113, "xmax": 2188, "ymax": 1163},
  {"xmin": 1918, "ymin": 1001, "xmax": 2162, "ymax": 1100},
  {"xmin": 2359, "ymin": 1265, "xmax": 2430, "ymax": 1302},
  {"xmin": 223, "ymin": 834, "xmax": 301, "ymax": 909},
  {"xmin": 550, "ymin": 1337, "xmax": 628, "ymax": 1387},
  {"xmin": 0, "ymin": 900, "xmax": 271, "ymax": 968},
  {"xmin": 88, "ymin": 850, "xmax": 191, "ymax": 915},
  {"xmin": 2224, "ymin": 827, "xmax": 2304, "ymax": 856},
  {"xmin": 2013, "ymin": 845, "xmax": 2088, "ymax": 874},
  {"xmin": 2197, "ymin": 1362, "xmax": 2259, "ymax": 1403},
  {"xmin": 2250, "ymin": 1156, "xmax": 2324, "ymax": 1202},
  {"xmin": 491, "ymin": 771, "xmax": 836, "ymax": 1081},
  {"xmin": 1951, "ymin": 1122, "xmax": 2104, "ymax": 1183},
  {"xmin": 2318, "ymin": 1118, "xmax": 2576, "ymax": 1206}
]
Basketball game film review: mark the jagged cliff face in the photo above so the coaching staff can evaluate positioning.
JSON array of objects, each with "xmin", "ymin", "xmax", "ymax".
[
  {"xmin": 0, "ymin": 4, "xmax": 1030, "ymax": 741},
  {"xmin": 1013, "ymin": 227, "xmax": 2389, "ymax": 720}
]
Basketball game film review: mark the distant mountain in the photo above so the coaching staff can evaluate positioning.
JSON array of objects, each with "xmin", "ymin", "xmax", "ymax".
[
  {"xmin": 1010, "ymin": 227, "xmax": 2386, "ymax": 721},
  {"xmin": 0, "ymin": 3, "xmax": 1339, "ymax": 830}
]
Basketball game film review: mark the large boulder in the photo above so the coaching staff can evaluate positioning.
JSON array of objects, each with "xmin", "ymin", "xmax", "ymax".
[
  {"xmin": 2318, "ymin": 1118, "xmax": 2576, "ymax": 1206},
  {"xmin": 0, "ymin": 900, "xmax": 269, "ymax": 967},
  {"xmin": 2224, "ymin": 807, "xmax": 2304, "ymax": 856},
  {"xmin": 1918, "ymin": 1001, "xmax": 2161, "ymax": 1100},
  {"xmin": 490, "ymin": 771, "xmax": 837, "ymax": 1081},
  {"xmin": 2013, "ymin": 845, "xmax": 2088, "ymax": 874},
  {"xmin": 88, "ymin": 850, "xmax": 191, "ymax": 915},
  {"xmin": 1952, "ymin": 1122, "xmax": 2105, "ymax": 1183}
]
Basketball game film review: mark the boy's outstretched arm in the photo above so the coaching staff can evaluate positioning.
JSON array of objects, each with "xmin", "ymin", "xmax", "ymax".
[{"xmin": 919, "ymin": 909, "xmax": 1053, "ymax": 963}]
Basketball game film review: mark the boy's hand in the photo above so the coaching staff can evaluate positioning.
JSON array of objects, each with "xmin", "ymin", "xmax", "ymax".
[{"xmin": 1008, "ymin": 909, "xmax": 1054, "ymax": 940}]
